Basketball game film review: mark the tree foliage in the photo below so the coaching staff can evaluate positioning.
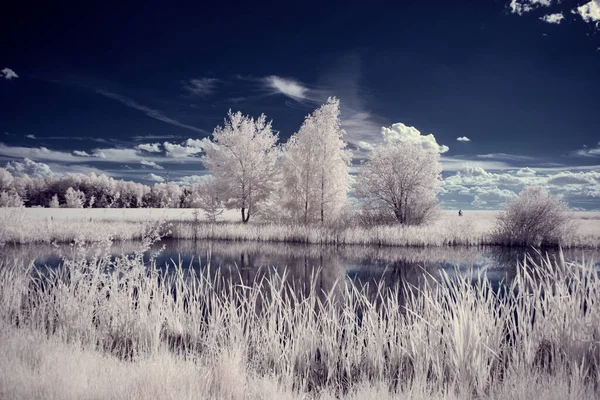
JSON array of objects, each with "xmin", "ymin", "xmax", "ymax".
[
  {"xmin": 494, "ymin": 186, "xmax": 573, "ymax": 246},
  {"xmin": 356, "ymin": 141, "xmax": 441, "ymax": 225},
  {"xmin": 202, "ymin": 110, "xmax": 279, "ymax": 223},
  {"xmin": 280, "ymin": 97, "xmax": 351, "ymax": 224}
]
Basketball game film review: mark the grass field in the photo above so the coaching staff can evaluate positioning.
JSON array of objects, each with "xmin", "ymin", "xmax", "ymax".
[
  {"xmin": 1, "ymin": 208, "xmax": 599, "ymax": 247},
  {"xmin": 0, "ymin": 244, "xmax": 598, "ymax": 399}
]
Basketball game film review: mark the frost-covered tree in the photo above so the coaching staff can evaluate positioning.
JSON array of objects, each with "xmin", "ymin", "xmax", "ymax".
[
  {"xmin": 494, "ymin": 186, "xmax": 573, "ymax": 246},
  {"xmin": 281, "ymin": 97, "xmax": 351, "ymax": 224},
  {"xmin": 0, "ymin": 168, "xmax": 14, "ymax": 192},
  {"xmin": 202, "ymin": 110, "xmax": 279, "ymax": 223},
  {"xmin": 64, "ymin": 187, "xmax": 86, "ymax": 208},
  {"xmin": 195, "ymin": 179, "xmax": 224, "ymax": 222},
  {"xmin": 49, "ymin": 194, "xmax": 60, "ymax": 208},
  {"xmin": 356, "ymin": 141, "xmax": 441, "ymax": 225},
  {"xmin": 0, "ymin": 190, "xmax": 23, "ymax": 207}
]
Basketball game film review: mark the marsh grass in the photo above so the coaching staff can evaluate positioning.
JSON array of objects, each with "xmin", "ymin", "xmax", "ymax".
[{"xmin": 0, "ymin": 237, "xmax": 599, "ymax": 399}]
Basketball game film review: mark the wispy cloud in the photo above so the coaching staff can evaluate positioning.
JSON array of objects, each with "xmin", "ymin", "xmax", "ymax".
[
  {"xmin": 456, "ymin": 136, "xmax": 471, "ymax": 142},
  {"xmin": 95, "ymin": 89, "xmax": 208, "ymax": 134},
  {"xmin": 183, "ymin": 78, "xmax": 219, "ymax": 96},
  {"xmin": 140, "ymin": 160, "xmax": 164, "ymax": 170},
  {"xmin": 573, "ymin": 142, "xmax": 600, "ymax": 157},
  {"xmin": 73, "ymin": 150, "xmax": 91, "ymax": 157},
  {"xmin": 132, "ymin": 134, "xmax": 183, "ymax": 141},
  {"xmin": 263, "ymin": 76, "xmax": 309, "ymax": 101},
  {"xmin": 1, "ymin": 68, "xmax": 18, "ymax": 80},
  {"xmin": 540, "ymin": 12, "xmax": 564, "ymax": 24},
  {"xmin": 25, "ymin": 134, "xmax": 36, "ymax": 139}
]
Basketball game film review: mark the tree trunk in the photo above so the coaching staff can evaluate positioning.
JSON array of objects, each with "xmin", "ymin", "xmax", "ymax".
[{"xmin": 320, "ymin": 173, "xmax": 325, "ymax": 224}]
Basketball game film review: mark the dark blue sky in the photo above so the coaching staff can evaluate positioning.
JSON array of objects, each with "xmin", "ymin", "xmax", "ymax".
[{"xmin": 1, "ymin": 0, "xmax": 599, "ymax": 209}]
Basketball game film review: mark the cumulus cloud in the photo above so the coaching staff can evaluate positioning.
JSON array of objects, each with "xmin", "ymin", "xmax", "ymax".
[
  {"xmin": 183, "ymin": 78, "xmax": 219, "ymax": 96},
  {"xmin": 456, "ymin": 136, "xmax": 471, "ymax": 142},
  {"xmin": 175, "ymin": 174, "xmax": 212, "ymax": 186},
  {"xmin": 163, "ymin": 139, "xmax": 204, "ymax": 158},
  {"xmin": 509, "ymin": 0, "xmax": 553, "ymax": 15},
  {"xmin": 441, "ymin": 164, "xmax": 600, "ymax": 209},
  {"xmin": 5, "ymin": 158, "xmax": 54, "ymax": 178},
  {"xmin": 574, "ymin": 0, "xmax": 600, "ymax": 25},
  {"xmin": 145, "ymin": 173, "xmax": 165, "ymax": 183},
  {"xmin": 136, "ymin": 142, "xmax": 162, "ymax": 153},
  {"xmin": 73, "ymin": 150, "xmax": 91, "ymax": 157},
  {"xmin": 381, "ymin": 122, "xmax": 449, "ymax": 153},
  {"xmin": 1, "ymin": 68, "xmax": 18, "ymax": 80},
  {"xmin": 140, "ymin": 160, "xmax": 164, "ymax": 170},
  {"xmin": 540, "ymin": 12, "xmax": 564, "ymax": 24},
  {"xmin": 264, "ymin": 76, "xmax": 308, "ymax": 101}
]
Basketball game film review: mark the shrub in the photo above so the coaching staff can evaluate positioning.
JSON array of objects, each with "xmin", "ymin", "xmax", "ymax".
[{"xmin": 493, "ymin": 186, "xmax": 573, "ymax": 246}]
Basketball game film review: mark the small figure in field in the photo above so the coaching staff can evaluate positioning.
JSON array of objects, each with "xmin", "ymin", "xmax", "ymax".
[{"xmin": 458, "ymin": 209, "xmax": 463, "ymax": 217}]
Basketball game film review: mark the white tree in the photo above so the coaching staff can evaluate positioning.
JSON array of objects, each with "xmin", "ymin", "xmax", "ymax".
[
  {"xmin": 64, "ymin": 187, "xmax": 86, "ymax": 208},
  {"xmin": 281, "ymin": 97, "xmax": 352, "ymax": 224},
  {"xmin": 202, "ymin": 110, "xmax": 279, "ymax": 223},
  {"xmin": 49, "ymin": 194, "xmax": 60, "ymax": 208},
  {"xmin": 0, "ymin": 168, "xmax": 14, "ymax": 192},
  {"xmin": 356, "ymin": 141, "xmax": 441, "ymax": 225},
  {"xmin": 195, "ymin": 179, "xmax": 224, "ymax": 222},
  {"xmin": 494, "ymin": 186, "xmax": 573, "ymax": 246}
]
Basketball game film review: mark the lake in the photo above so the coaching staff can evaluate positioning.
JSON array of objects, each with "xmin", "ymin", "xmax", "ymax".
[{"xmin": 2, "ymin": 239, "xmax": 598, "ymax": 297}]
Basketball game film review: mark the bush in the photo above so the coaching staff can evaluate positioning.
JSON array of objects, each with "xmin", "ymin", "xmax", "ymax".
[{"xmin": 493, "ymin": 186, "xmax": 573, "ymax": 246}]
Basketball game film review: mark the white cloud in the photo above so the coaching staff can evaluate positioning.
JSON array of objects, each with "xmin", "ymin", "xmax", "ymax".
[
  {"xmin": 1, "ymin": 68, "xmax": 18, "ymax": 80},
  {"xmin": 381, "ymin": 122, "xmax": 449, "ymax": 153},
  {"xmin": 509, "ymin": 0, "xmax": 553, "ymax": 16},
  {"xmin": 357, "ymin": 141, "xmax": 374, "ymax": 151},
  {"xmin": 5, "ymin": 158, "xmax": 54, "ymax": 178},
  {"xmin": 145, "ymin": 173, "xmax": 165, "ymax": 183},
  {"xmin": 573, "ymin": 142, "xmax": 600, "ymax": 157},
  {"xmin": 183, "ymin": 78, "xmax": 219, "ymax": 96},
  {"xmin": 574, "ymin": 0, "xmax": 600, "ymax": 25},
  {"xmin": 73, "ymin": 150, "xmax": 91, "ymax": 157},
  {"xmin": 175, "ymin": 174, "xmax": 212, "ymax": 186},
  {"xmin": 540, "ymin": 12, "xmax": 564, "ymax": 24},
  {"xmin": 140, "ymin": 160, "xmax": 164, "ymax": 170},
  {"xmin": 456, "ymin": 136, "xmax": 471, "ymax": 142},
  {"xmin": 264, "ymin": 76, "xmax": 308, "ymax": 101},
  {"xmin": 163, "ymin": 140, "xmax": 204, "ymax": 158},
  {"xmin": 441, "ymin": 164, "xmax": 600, "ymax": 209},
  {"xmin": 136, "ymin": 142, "xmax": 162, "ymax": 153}
]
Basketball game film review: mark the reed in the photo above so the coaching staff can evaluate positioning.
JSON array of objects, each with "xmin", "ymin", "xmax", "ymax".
[{"xmin": 0, "ymin": 240, "xmax": 598, "ymax": 399}]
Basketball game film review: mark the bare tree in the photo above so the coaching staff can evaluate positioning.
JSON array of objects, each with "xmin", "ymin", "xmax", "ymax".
[
  {"xmin": 356, "ymin": 141, "xmax": 441, "ymax": 225},
  {"xmin": 202, "ymin": 110, "xmax": 279, "ymax": 223},
  {"xmin": 494, "ymin": 186, "xmax": 573, "ymax": 246},
  {"xmin": 281, "ymin": 97, "xmax": 351, "ymax": 224},
  {"xmin": 195, "ymin": 178, "xmax": 224, "ymax": 222}
]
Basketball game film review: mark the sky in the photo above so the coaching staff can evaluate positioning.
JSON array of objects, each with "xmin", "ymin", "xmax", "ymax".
[{"xmin": 1, "ymin": 0, "xmax": 599, "ymax": 210}]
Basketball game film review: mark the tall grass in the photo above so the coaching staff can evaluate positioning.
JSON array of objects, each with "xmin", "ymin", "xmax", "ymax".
[{"xmin": 0, "ymin": 240, "xmax": 598, "ymax": 399}]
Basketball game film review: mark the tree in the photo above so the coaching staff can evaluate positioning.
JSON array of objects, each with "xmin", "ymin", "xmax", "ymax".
[
  {"xmin": 64, "ymin": 187, "xmax": 86, "ymax": 208},
  {"xmin": 49, "ymin": 194, "xmax": 60, "ymax": 208},
  {"xmin": 493, "ymin": 186, "xmax": 573, "ymax": 246},
  {"xmin": 356, "ymin": 141, "xmax": 441, "ymax": 225},
  {"xmin": 280, "ymin": 97, "xmax": 352, "ymax": 224},
  {"xmin": 195, "ymin": 179, "xmax": 224, "ymax": 222},
  {"xmin": 202, "ymin": 110, "xmax": 279, "ymax": 223}
]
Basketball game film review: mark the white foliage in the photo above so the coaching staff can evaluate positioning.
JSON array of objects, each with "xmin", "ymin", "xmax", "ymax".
[
  {"xmin": 280, "ymin": 97, "xmax": 352, "ymax": 224},
  {"xmin": 202, "ymin": 110, "xmax": 279, "ymax": 223},
  {"xmin": 64, "ymin": 187, "xmax": 86, "ymax": 208},
  {"xmin": 49, "ymin": 194, "xmax": 60, "ymax": 208},
  {"xmin": 356, "ymin": 141, "xmax": 442, "ymax": 225}
]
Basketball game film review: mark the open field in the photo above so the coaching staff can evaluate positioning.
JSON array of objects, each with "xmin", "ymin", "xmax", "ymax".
[
  {"xmin": 1, "ymin": 247, "xmax": 598, "ymax": 399},
  {"xmin": 1, "ymin": 208, "xmax": 599, "ymax": 247}
]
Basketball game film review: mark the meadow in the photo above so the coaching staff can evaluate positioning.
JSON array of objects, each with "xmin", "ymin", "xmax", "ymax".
[
  {"xmin": 0, "ymin": 239, "xmax": 598, "ymax": 399},
  {"xmin": 1, "ymin": 208, "xmax": 599, "ymax": 247}
]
